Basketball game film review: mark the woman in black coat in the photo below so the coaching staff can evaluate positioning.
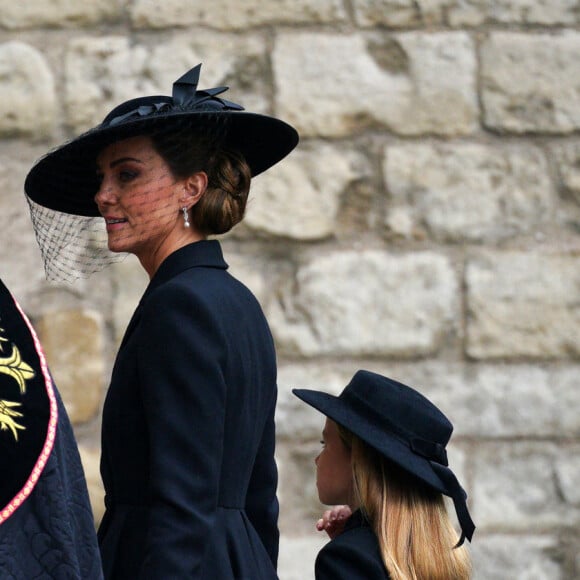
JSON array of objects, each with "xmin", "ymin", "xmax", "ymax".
[{"xmin": 24, "ymin": 64, "xmax": 298, "ymax": 579}]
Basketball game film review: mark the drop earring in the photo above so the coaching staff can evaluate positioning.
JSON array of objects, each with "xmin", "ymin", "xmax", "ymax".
[{"xmin": 182, "ymin": 206, "xmax": 190, "ymax": 228}]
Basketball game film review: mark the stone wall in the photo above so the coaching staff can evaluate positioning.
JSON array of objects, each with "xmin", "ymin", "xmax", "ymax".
[{"xmin": 1, "ymin": 1, "xmax": 579, "ymax": 578}]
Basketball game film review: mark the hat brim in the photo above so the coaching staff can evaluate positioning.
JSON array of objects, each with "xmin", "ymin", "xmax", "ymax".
[
  {"xmin": 25, "ymin": 110, "xmax": 299, "ymax": 217},
  {"xmin": 293, "ymin": 388, "xmax": 450, "ymax": 497}
]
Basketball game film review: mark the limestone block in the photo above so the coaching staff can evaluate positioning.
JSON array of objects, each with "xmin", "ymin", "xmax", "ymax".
[
  {"xmin": 278, "ymin": 535, "xmax": 327, "ymax": 580},
  {"xmin": 65, "ymin": 34, "xmax": 268, "ymax": 133},
  {"xmin": 111, "ymin": 256, "xmax": 148, "ymax": 345},
  {"xmin": 268, "ymin": 250, "xmax": 458, "ymax": 357},
  {"xmin": 36, "ymin": 309, "xmax": 104, "ymax": 424},
  {"xmin": 64, "ymin": 37, "xmax": 151, "ymax": 133},
  {"xmin": 274, "ymin": 32, "xmax": 477, "ymax": 138},
  {"xmin": 425, "ymin": 364, "xmax": 580, "ymax": 439},
  {"xmin": 0, "ymin": 146, "xmax": 47, "ymax": 295},
  {"xmin": 384, "ymin": 143, "xmax": 554, "ymax": 242},
  {"xmin": 466, "ymin": 252, "xmax": 580, "ymax": 359},
  {"xmin": 481, "ymin": 32, "xmax": 580, "ymax": 134},
  {"xmin": 552, "ymin": 141, "xmax": 580, "ymax": 206},
  {"xmin": 472, "ymin": 442, "xmax": 580, "ymax": 530},
  {"xmin": 78, "ymin": 445, "xmax": 105, "ymax": 526},
  {"xmin": 353, "ymin": 0, "xmax": 579, "ymax": 28},
  {"xmin": 0, "ymin": 42, "xmax": 56, "ymax": 138},
  {"xmin": 0, "ymin": 0, "xmax": 121, "ymax": 28},
  {"xmin": 277, "ymin": 361, "xmax": 580, "ymax": 442},
  {"xmin": 280, "ymin": 442, "xmax": 323, "ymax": 521},
  {"xmin": 457, "ymin": 0, "xmax": 579, "ymax": 26},
  {"xmin": 471, "ymin": 534, "xmax": 564, "ymax": 580},
  {"xmin": 246, "ymin": 144, "xmax": 369, "ymax": 240},
  {"xmin": 131, "ymin": 0, "xmax": 346, "ymax": 29},
  {"xmin": 276, "ymin": 365, "xmax": 352, "ymax": 439},
  {"xmin": 555, "ymin": 451, "xmax": 580, "ymax": 505},
  {"xmin": 220, "ymin": 250, "xmax": 269, "ymax": 309},
  {"xmin": 352, "ymin": 0, "xmax": 423, "ymax": 27}
]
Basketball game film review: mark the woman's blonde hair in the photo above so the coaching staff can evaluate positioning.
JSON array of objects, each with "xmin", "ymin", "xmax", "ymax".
[{"xmin": 337, "ymin": 425, "xmax": 471, "ymax": 580}]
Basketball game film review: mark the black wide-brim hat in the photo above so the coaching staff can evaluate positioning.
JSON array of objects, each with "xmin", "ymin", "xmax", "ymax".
[
  {"xmin": 293, "ymin": 370, "xmax": 475, "ymax": 545},
  {"xmin": 24, "ymin": 64, "xmax": 299, "ymax": 217}
]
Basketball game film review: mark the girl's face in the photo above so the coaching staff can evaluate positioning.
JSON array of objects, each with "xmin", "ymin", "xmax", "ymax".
[
  {"xmin": 315, "ymin": 418, "xmax": 355, "ymax": 507},
  {"xmin": 94, "ymin": 135, "xmax": 203, "ymax": 276}
]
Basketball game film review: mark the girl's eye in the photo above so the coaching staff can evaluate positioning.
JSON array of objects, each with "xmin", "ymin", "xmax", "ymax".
[{"xmin": 319, "ymin": 440, "xmax": 325, "ymax": 446}]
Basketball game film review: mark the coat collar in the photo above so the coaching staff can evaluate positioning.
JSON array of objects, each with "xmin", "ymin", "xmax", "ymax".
[
  {"xmin": 144, "ymin": 240, "xmax": 228, "ymax": 297},
  {"xmin": 118, "ymin": 241, "xmax": 228, "ymax": 350},
  {"xmin": 343, "ymin": 509, "xmax": 371, "ymax": 533}
]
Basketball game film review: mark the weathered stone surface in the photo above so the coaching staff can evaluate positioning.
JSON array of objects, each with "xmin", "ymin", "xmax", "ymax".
[
  {"xmin": 450, "ymin": 0, "xmax": 579, "ymax": 26},
  {"xmin": 220, "ymin": 249, "xmax": 269, "ymax": 309},
  {"xmin": 352, "ymin": 0, "xmax": 423, "ymax": 27},
  {"xmin": 247, "ymin": 144, "xmax": 369, "ymax": 240},
  {"xmin": 268, "ymin": 251, "xmax": 458, "ymax": 357},
  {"xmin": 552, "ymin": 141, "xmax": 580, "ymax": 206},
  {"xmin": 131, "ymin": 0, "xmax": 347, "ymax": 29},
  {"xmin": 276, "ymin": 361, "xmax": 580, "ymax": 440},
  {"xmin": 111, "ymin": 256, "xmax": 148, "ymax": 345},
  {"xmin": 276, "ymin": 365, "xmax": 352, "ymax": 439},
  {"xmin": 1, "ymin": 2, "xmax": 579, "ymax": 577},
  {"xmin": 0, "ymin": 42, "xmax": 56, "ymax": 138},
  {"xmin": 0, "ymin": 146, "xmax": 48, "ymax": 296},
  {"xmin": 466, "ymin": 252, "xmax": 580, "ymax": 359},
  {"xmin": 36, "ymin": 309, "xmax": 104, "ymax": 423},
  {"xmin": 78, "ymin": 444, "xmax": 105, "ymax": 525},
  {"xmin": 555, "ymin": 452, "xmax": 580, "ymax": 505},
  {"xmin": 384, "ymin": 143, "xmax": 553, "ymax": 242},
  {"xmin": 472, "ymin": 442, "xmax": 580, "ymax": 529},
  {"xmin": 471, "ymin": 534, "xmax": 564, "ymax": 580},
  {"xmin": 274, "ymin": 32, "xmax": 477, "ymax": 137},
  {"xmin": 352, "ymin": 0, "xmax": 579, "ymax": 27},
  {"xmin": 0, "ymin": 0, "xmax": 120, "ymax": 28},
  {"xmin": 482, "ymin": 32, "xmax": 580, "ymax": 134},
  {"xmin": 65, "ymin": 34, "xmax": 268, "ymax": 133},
  {"xmin": 279, "ymin": 535, "xmax": 327, "ymax": 580}
]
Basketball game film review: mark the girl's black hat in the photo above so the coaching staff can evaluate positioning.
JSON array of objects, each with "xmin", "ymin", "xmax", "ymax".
[{"xmin": 293, "ymin": 370, "xmax": 475, "ymax": 545}]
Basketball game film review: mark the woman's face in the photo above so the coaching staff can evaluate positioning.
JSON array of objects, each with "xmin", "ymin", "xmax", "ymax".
[
  {"xmin": 315, "ymin": 418, "xmax": 354, "ymax": 507},
  {"xmin": 95, "ymin": 135, "xmax": 200, "ymax": 273}
]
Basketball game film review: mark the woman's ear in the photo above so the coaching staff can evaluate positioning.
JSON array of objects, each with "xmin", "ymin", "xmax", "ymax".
[{"xmin": 182, "ymin": 171, "xmax": 208, "ymax": 207}]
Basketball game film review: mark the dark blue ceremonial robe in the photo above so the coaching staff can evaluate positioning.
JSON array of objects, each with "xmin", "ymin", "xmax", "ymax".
[{"xmin": 0, "ymin": 279, "xmax": 102, "ymax": 579}]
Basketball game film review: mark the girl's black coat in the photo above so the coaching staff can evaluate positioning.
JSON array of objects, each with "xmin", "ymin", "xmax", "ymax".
[
  {"xmin": 97, "ymin": 241, "xmax": 279, "ymax": 579},
  {"xmin": 315, "ymin": 510, "xmax": 390, "ymax": 580}
]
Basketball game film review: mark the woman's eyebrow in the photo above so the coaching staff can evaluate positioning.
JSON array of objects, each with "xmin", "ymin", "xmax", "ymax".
[{"xmin": 109, "ymin": 156, "xmax": 144, "ymax": 168}]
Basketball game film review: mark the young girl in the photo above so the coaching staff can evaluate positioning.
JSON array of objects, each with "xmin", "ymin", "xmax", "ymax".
[{"xmin": 293, "ymin": 370, "xmax": 475, "ymax": 580}]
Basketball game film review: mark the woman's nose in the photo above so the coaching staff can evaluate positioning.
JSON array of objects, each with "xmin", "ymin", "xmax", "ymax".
[
  {"xmin": 95, "ymin": 178, "xmax": 116, "ymax": 207},
  {"xmin": 314, "ymin": 453, "xmax": 320, "ymax": 466}
]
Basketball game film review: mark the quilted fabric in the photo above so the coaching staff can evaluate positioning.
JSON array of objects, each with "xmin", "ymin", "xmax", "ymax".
[{"xmin": 0, "ymin": 387, "xmax": 103, "ymax": 579}]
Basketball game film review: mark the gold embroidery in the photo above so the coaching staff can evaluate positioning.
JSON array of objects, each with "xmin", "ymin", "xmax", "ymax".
[
  {"xmin": 0, "ymin": 399, "xmax": 25, "ymax": 440},
  {"xmin": 0, "ymin": 344, "xmax": 35, "ymax": 394},
  {"xmin": 0, "ymin": 319, "xmax": 36, "ymax": 441}
]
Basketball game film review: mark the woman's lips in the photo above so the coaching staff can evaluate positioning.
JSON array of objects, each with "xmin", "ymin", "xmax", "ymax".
[{"xmin": 104, "ymin": 217, "xmax": 127, "ymax": 232}]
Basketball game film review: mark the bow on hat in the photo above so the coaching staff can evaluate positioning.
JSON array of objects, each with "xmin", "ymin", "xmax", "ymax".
[{"xmin": 107, "ymin": 65, "xmax": 244, "ymax": 127}]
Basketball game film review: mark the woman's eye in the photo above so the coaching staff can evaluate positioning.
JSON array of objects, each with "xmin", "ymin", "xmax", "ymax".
[
  {"xmin": 119, "ymin": 170, "xmax": 138, "ymax": 182},
  {"xmin": 319, "ymin": 440, "xmax": 325, "ymax": 446}
]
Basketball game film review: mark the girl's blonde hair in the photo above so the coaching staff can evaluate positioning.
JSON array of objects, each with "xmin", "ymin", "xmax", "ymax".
[{"xmin": 337, "ymin": 425, "xmax": 471, "ymax": 580}]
